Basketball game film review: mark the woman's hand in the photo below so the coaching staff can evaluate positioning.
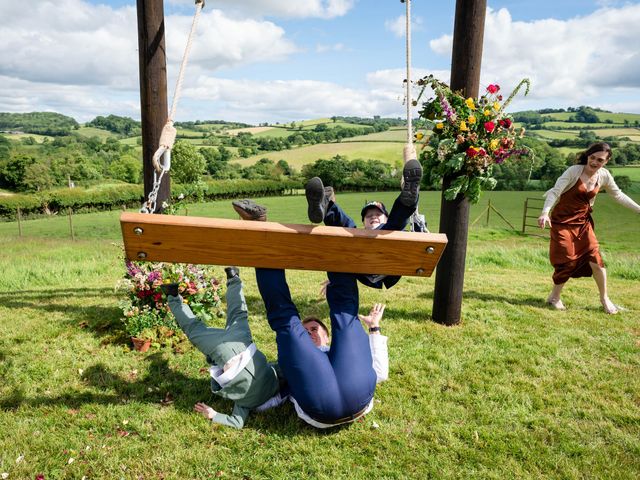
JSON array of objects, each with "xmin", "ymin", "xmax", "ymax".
[
  {"xmin": 194, "ymin": 402, "xmax": 216, "ymax": 420},
  {"xmin": 538, "ymin": 214, "xmax": 551, "ymax": 229}
]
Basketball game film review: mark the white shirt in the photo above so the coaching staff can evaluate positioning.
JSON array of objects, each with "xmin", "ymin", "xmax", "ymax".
[{"xmin": 542, "ymin": 165, "xmax": 640, "ymax": 215}]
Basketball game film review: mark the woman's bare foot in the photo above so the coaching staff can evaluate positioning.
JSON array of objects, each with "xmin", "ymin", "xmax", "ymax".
[
  {"xmin": 546, "ymin": 296, "xmax": 566, "ymax": 310},
  {"xmin": 601, "ymin": 297, "xmax": 619, "ymax": 315}
]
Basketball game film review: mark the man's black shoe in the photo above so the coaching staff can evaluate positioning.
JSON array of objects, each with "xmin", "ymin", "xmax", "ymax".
[
  {"xmin": 305, "ymin": 177, "xmax": 328, "ymax": 224},
  {"xmin": 161, "ymin": 283, "xmax": 180, "ymax": 297},
  {"xmin": 399, "ymin": 159, "xmax": 423, "ymax": 206},
  {"xmin": 224, "ymin": 266, "xmax": 240, "ymax": 279},
  {"xmin": 232, "ymin": 199, "xmax": 267, "ymax": 221}
]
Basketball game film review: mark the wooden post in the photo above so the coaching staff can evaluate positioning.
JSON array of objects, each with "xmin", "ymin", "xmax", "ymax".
[
  {"xmin": 137, "ymin": 0, "xmax": 170, "ymax": 212},
  {"xmin": 485, "ymin": 198, "xmax": 491, "ymax": 227},
  {"xmin": 17, "ymin": 207, "xmax": 22, "ymax": 237},
  {"xmin": 68, "ymin": 208, "xmax": 75, "ymax": 241},
  {"xmin": 432, "ymin": 0, "xmax": 487, "ymax": 326}
]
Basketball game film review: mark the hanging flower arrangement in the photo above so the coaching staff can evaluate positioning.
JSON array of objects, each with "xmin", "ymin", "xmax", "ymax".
[{"xmin": 415, "ymin": 75, "xmax": 532, "ymax": 203}]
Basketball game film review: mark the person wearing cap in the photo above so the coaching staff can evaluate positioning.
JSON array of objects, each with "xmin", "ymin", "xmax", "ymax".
[
  {"xmin": 161, "ymin": 267, "xmax": 284, "ymax": 429},
  {"xmin": 305, "ymin": 144, "xmax": 424, "ymax": 289}
]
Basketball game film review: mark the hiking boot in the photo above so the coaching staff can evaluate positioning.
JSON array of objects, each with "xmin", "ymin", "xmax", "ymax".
[
  {"xmin": 224, "ymin": 266, "xmax": 240, "ymax": 280},
  {"xmin": 305, "ymin": 177, "xmax": 329, "ymax": 223},
  {"xmin": 232, "ymin": 199, "xmax": 267, "ymax": 221},
  {"xmin": 399, "ymin": 159, "xmax": 423, "ymax": 206},
  {"xmin": 161, "ymin": 283, "xmax": 180, "ymax": 297}
]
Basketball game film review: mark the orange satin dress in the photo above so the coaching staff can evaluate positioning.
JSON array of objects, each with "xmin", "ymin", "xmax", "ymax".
[{"xmin": 549, "ymin": 179, "xmax": 604, "ymax": 285}]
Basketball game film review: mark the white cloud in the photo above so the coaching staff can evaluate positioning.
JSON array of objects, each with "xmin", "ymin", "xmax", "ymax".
[
  {"xmin": 428, "ymin": 5, "xmax": 640, "ymax": 111},
  {"xmin": 316, "ymin": 43, "xmax": 345, "ymax": 53},
  {"xmin": 384, "ymin": 15, "xmax": 423, "ymax": 38},
  {"xmin": 168, "ymin": 0, "xmax": 355, "ymax": 19}
]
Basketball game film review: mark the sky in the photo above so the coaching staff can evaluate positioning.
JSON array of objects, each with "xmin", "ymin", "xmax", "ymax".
[{"xmin": 1, "ymin": 0, "xmax": 640, "ymax": 125}]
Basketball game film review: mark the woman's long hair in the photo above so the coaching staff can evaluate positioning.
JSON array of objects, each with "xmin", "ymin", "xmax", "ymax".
[{"xmin": 576, "ymin": 142, "xmax": 611, "ymax": 165}]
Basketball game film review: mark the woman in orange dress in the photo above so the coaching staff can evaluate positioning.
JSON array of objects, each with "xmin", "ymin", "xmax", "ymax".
[{"xmin": 538, "ymin": 142, "xmax": 640, "ymax": 314}]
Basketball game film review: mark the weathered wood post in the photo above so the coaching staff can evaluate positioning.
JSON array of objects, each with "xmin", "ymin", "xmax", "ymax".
[
  {"xmin": 432, "ymin": 0, "xmax": 487, "ymax": 325},
  {"xmin": 136, "ymin": 0, "xmax": 170, "ymax": 212}
]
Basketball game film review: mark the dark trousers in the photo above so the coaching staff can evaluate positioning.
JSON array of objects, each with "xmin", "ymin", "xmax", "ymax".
[
  {"xmin": 324, "ymin": 195, "xmax": 417, "ymax": 289},
  {"xmin": 255, "ymin": 268, "xmax": 376, "ymax": 423}
]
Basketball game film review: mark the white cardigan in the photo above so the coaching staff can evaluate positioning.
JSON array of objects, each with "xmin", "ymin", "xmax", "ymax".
[{"xmin": 542, "ymin": 165, "xmax": 640, "ymax": 215}]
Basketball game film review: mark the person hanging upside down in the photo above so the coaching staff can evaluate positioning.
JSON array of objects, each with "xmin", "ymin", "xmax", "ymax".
[
  {"xmin": 537, "ymin": 142, "xmax": 640, "ymax": 314},
  {"xmin": 254, "ymin": 266, "xmax": 387, "ymax": 428},
  {"xmin": 162, "ymin": 267, "xmax": 283, "ymax": 428}
]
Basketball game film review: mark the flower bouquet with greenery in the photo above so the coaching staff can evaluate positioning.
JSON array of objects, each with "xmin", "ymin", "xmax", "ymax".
[
  {"xmin": 415, "ymin": 75, "xmax": 531, "ymax": 203},
  {"xmin": 117, "ymin": 261, "xmax": 223, "ymax": 344}
]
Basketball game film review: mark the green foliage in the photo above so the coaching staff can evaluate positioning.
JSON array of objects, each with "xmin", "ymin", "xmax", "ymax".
[
  {"xmin": 614, "ymin": 175, "xmax": 632, "ymax": 190},
  {"xmin": 0, "ymin": 111, "xmax": 79, "ymax": 135},
  {"xmin": 301, "ymin": 154, "xmax": 396, "ymax": 190},
  {"xmin": 86, "ymin": 114, "xmax": 141, "ymax": 136},
  {"xmin": 171, "ymin": 140, "xmax": 206, "ymax": 184}
]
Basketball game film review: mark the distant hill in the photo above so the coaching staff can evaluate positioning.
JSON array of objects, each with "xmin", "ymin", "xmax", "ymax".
[{"xmin": 0, "ymin": 112, "xmax": 79, "ymax": 136}]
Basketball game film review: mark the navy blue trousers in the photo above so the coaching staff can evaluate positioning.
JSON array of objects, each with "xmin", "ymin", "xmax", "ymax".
[
  {"xmin": 324, "ymin": 195, "xmax": 417, "ymax": 289},
  {"xmin": 255, "ymin": 268, "xmax": 376, "ymax": 423}
]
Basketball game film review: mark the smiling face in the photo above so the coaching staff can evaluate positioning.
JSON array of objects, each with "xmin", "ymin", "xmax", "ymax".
[
  {"xmin": 303, "ymin": 320, "xmax": 330, "ymax": 347},
  {"xmin": 584, "ymin": 150, "xmax": 609, "ymax": 175},
  {"xmin": 363, "ymin": 207, "xmax": 388, "ymax": 230}
]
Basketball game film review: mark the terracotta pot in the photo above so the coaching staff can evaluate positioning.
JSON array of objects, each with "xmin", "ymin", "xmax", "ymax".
[{"xmin": 131, "ymin": 336, "xmax": 152, "ymax": 352}]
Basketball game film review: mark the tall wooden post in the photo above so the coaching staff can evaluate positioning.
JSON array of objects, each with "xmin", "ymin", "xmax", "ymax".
[
  {"xmin": 137, "ymin": 0, "xmax": 170, "ymax": 211},
  {"xmin": 432, "ymin": 0, "xmax": 487, "ymax": 325}
]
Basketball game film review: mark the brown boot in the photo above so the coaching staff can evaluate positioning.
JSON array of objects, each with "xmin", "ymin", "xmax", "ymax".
[{"xmin": 232, "ymin": 199, "xmax": 267, "ymax": 221}]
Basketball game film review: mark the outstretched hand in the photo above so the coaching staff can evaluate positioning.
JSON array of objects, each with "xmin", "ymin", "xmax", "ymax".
[
  {"xmin": 358, "ymin": 303, "xmax": 386, "ymax": 329},
  {"xmin": 194, "ymin": 402, "xmax": 216, "ymax": 420}
]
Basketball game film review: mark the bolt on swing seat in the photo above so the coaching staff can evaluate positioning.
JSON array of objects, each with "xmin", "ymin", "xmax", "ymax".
[{"xmin": 120, "ymin": 212, "xmax": 448, "ymax": 277}]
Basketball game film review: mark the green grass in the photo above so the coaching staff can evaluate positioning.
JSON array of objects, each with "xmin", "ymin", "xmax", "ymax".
[
  {"xmin": 235, "ymin": 141, "xmax": 405, "ymax": 168},
  {"xmin": 76, "ymin": 126, "xmax": 119, "ymax": 140},
  {"xmin": 1, "ymin": 194, "xmax": 639, "ymax": 479}
]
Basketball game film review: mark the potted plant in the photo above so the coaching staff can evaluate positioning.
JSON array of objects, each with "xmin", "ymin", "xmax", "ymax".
[{"xmin": 116, "ymin": 261, "xmax": 223, "ymax": 352}]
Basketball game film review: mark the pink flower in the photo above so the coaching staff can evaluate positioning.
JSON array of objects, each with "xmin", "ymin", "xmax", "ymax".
[
  {"xmin": 486, "ymin": 84, "xmax": 500, "ymax": 94},
  {"xmin": 499, "ymin": 118, "xmax": 512, "ymax": 128},
  {"xmin": 484, "ymin": 121, "xmax": 496, "ymax": 133}
]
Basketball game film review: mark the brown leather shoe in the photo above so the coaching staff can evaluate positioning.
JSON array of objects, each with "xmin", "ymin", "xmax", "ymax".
[{"xmin": 232, "ymin": 199, "xmax": 267, "ymax": 221}]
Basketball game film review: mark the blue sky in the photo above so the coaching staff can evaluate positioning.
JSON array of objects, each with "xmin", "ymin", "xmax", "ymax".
[{"xmin": 2, "ymin": 0, "xmax": 639, "ymax": 124}]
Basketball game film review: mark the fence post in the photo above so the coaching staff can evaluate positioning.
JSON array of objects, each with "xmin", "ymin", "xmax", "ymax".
[
  {"xmin": 485, "ymin": 198, "xmax": 491, "ymax": 226},
  {"xmin": 522, "ymin": 198, "xmax": 528, "ymax": 233},
  {"xmin": 17, "ymin": 207, "xmax": 23, "ymax": 237},
  {"xmin": 68, "ymin": 208, "xmax": 75, "ymax": 241}
]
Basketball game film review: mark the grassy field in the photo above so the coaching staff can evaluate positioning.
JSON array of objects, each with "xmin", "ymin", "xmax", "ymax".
[
  {"xmin": 235, "ymin": 142, "xmax": 406, "ymax": 169},
  {"xmin": 0, "ymin": 191, "xmax": 639, "ymax": 479}
]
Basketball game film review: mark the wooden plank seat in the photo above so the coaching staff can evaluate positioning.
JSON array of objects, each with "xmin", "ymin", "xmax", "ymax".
[{"xmin": 120, "ymin": 212, "xmax": 448, "ymax": 277}]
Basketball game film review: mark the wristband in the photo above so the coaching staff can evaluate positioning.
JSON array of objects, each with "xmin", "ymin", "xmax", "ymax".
[{"xmin": 369, "ymin": 326, "xmax": 381, "ymax": 333}]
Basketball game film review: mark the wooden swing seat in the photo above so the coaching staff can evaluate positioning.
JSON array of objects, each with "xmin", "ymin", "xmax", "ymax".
[{"xmin": 120, "ymin": 212, "xmax": 448, "ymax": 277}]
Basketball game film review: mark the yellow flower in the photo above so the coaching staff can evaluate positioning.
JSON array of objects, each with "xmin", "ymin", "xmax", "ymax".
[
  {"xmin": 493, "ymin": 101, "xmax": 500, "ymax": 111},
  {"xmin": 490, "ymin": 139, "xmax": 499, "ymax": 150},
  {"xmin": 414, "ymin": 132, "xmax": 424, "ymax": 140},
  {"xmin": 459, "ymin": 121, "xmax": 468, "ymax": 132},
  {"xmin": 436, "ymin": 123, "xmax": 444, "ymax": 129},
  {"xmin": 465, "ymin": 98, "xmax": 476, "ymax": 110},
  {"xmin": 468, "ymin": 115, "xmax": 476, "ymax": 124},
  {"xmin": 483, "ymin": 109, "xmax": 491, "ymax": 116}
]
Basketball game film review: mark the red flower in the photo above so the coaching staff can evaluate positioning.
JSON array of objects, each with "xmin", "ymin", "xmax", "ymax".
[
  {"xmin": 486, "ymin": 84, "xmax": 500, "ymax": 94},
  {"xmin": 499, "ymin": 118, "xmax": 512, "ymax": 128},
  {"xmin": 484, "ymin": 121, "xmax": 496, "ymax": 133}
]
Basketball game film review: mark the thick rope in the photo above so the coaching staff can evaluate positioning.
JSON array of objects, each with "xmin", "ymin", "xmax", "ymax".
[
  {"xmin": 405, "ymin": 0, "xmax": 412, "ymax": 145},
  {"xmin": 151, "ymin": 0, "xmax": 205, "ymax": 174},
  {"xmin": 142, "ymin": 1, "xmax": 205, "ymax": 213}
]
